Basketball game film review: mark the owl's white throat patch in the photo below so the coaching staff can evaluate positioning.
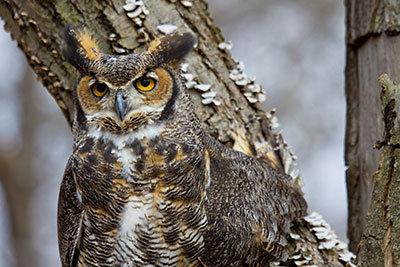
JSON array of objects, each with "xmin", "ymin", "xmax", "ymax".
[
  {"xmin": 87, "ymin": 123, "xmax": 165, "ymax": 182},
  {"xmin": 87, "ymin": 123, "xmax": 165, "ymax": 148}
]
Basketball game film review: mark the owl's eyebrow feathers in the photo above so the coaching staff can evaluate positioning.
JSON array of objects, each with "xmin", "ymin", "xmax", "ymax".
[
  {"xmin": 62, "ymin": 27, "xmax": 101, "ymax": 74},
  {"xmin": 63, "ymin": 26, "xmax": 196, "ymax": 75}
]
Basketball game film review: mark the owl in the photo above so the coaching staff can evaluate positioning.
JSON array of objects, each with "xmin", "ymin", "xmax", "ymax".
[{"xmin": 57, "ymin": 27, "xmax": 307, "ymax": 267}]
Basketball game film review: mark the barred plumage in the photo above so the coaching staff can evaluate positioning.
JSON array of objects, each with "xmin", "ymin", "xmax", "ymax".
[{"xmin": 57, "ymin": 27, "xmax": 307, "ymax": 267}]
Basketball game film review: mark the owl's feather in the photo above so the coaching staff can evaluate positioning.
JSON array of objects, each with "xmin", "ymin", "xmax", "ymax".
[
  {"xmin": 62, "ymin": 27, "xmax": 100, "ymax": 74},
  {"xmin": 57, "ymin": 158, "xmax": 83, "ymax": 267},
  {"xmin": 147, "ymin": 32, "xmax": 196, "ymax": 68},
  {"xmin": 202, "ymin": 135, "xmax": 306, "ymax": 265}
]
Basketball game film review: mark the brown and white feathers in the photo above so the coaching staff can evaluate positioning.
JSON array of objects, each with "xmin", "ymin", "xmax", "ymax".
[{"xmin": 57, "ymin": 27, "xmax": 307, "ymax": 267}]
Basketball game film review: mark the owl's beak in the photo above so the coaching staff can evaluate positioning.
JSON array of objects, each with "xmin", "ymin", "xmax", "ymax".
[{"xmin": 115, "ymin": 91, "xmax": 127, "ymax": 121}]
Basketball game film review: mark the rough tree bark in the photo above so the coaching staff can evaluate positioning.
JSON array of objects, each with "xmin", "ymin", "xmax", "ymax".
[
  {"xmin": 0, "ymin": 0, "xmax": 354, "ymax": 265},
  {"xmin": 357, "ymin": 74, "xmax": 400, "ymax": 266},
  {"xmin": 345, "ymin": 0, "xmax": 400, "ymax": 253}
]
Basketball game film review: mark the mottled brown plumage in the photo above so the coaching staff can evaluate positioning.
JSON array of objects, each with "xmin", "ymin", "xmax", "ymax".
[{"xmin": 57, "ymin": 27, "xmax": 307, "ymax": 267}]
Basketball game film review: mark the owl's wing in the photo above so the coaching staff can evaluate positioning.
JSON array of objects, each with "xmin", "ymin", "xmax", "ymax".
[
  {"xmin": 202, "ymin": 135, "xmax": 307, "ymax": 266},
  {"xmin": 57, "ymin": 157, "xmax": 84, "ymax": 267}
]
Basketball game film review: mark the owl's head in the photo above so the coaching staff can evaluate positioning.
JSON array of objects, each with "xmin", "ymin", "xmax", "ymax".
[{"xmin": 63, "ymin": 27, "xmax": 195, "ymax": 134}]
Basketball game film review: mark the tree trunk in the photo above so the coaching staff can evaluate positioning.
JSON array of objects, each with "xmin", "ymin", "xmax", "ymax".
[
  {"xmin": 345, "ymin": 0, "xmax": 400, "ymax": 253},
  {"xmin": 357, "ymin": 74, "xmax": 400, "ymax": 266},
  {"xmin": 0, "ymin": 0, "xmax": 354, "ymax": 265}
]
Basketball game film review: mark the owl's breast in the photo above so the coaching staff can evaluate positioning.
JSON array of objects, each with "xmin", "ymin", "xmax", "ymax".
[
  {"xmin": 72, "ymin": 127, "xmax": 209, "ymax": 266},
  {"xmin": 73, "ymin": 135, "xmax": 125, "ymax": 204}
]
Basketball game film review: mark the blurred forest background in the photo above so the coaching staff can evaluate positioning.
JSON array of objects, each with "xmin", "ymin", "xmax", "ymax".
[{"xmin": 0, "ymin": 1, "xmax": 345, "ymax": 266}]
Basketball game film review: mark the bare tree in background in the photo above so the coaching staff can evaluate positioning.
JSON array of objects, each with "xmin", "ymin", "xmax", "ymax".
[
  {"xmin": 0, "ymin": 65, "xmax": 40, "ymax": 267},
  {"xmin": 3, "ymin": 0, "xmax": 399, "ymax": 265}
]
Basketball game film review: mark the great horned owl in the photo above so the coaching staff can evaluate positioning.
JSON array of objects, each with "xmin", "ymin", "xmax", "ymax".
[{"xmin": 57, "ymin": 27, "xmax": 307, "ymax": 267}]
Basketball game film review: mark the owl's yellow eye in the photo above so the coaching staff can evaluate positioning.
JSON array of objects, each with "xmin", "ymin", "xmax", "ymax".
[
  {"xmin": 135, "ymin": 77, "xmax": 156, "ymax": 92},
  {"xmin": 91, "ymin": 82, "xmax": 108, "ymax": 98}
]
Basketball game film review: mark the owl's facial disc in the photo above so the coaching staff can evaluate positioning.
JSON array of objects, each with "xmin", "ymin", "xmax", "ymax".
[
  {"xmin": 64, "ymin": 28, "xmax": 195, "ymax": 133},
  {"xmin": 122, "ymin": 68, "xmax": 172, "ymax": 111},
  {"xmin": 76, "ymin": 67, "xmax": 175, "ymax": 133}
]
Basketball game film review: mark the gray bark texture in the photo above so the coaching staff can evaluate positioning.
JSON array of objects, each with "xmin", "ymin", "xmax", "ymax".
[
  {"xmin": 345, "ymin": 0, "xmax": 400, "ymax": 253},
  {"xmin": 0, "ymin": 0, "xmax": 355, "ymax": 266},
  {"xmin": 357, "ymin": 74, "xmax": 400, "ymax": 267}
]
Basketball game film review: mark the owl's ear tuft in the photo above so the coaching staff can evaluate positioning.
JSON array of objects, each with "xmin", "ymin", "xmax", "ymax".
[
  {"xmin": 148, "ymin": 32, "xmax": 196, "ymax": 67},
  {"xmin": 62, "ymin": 27, "xmax": 101, "ymax": 74}
]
